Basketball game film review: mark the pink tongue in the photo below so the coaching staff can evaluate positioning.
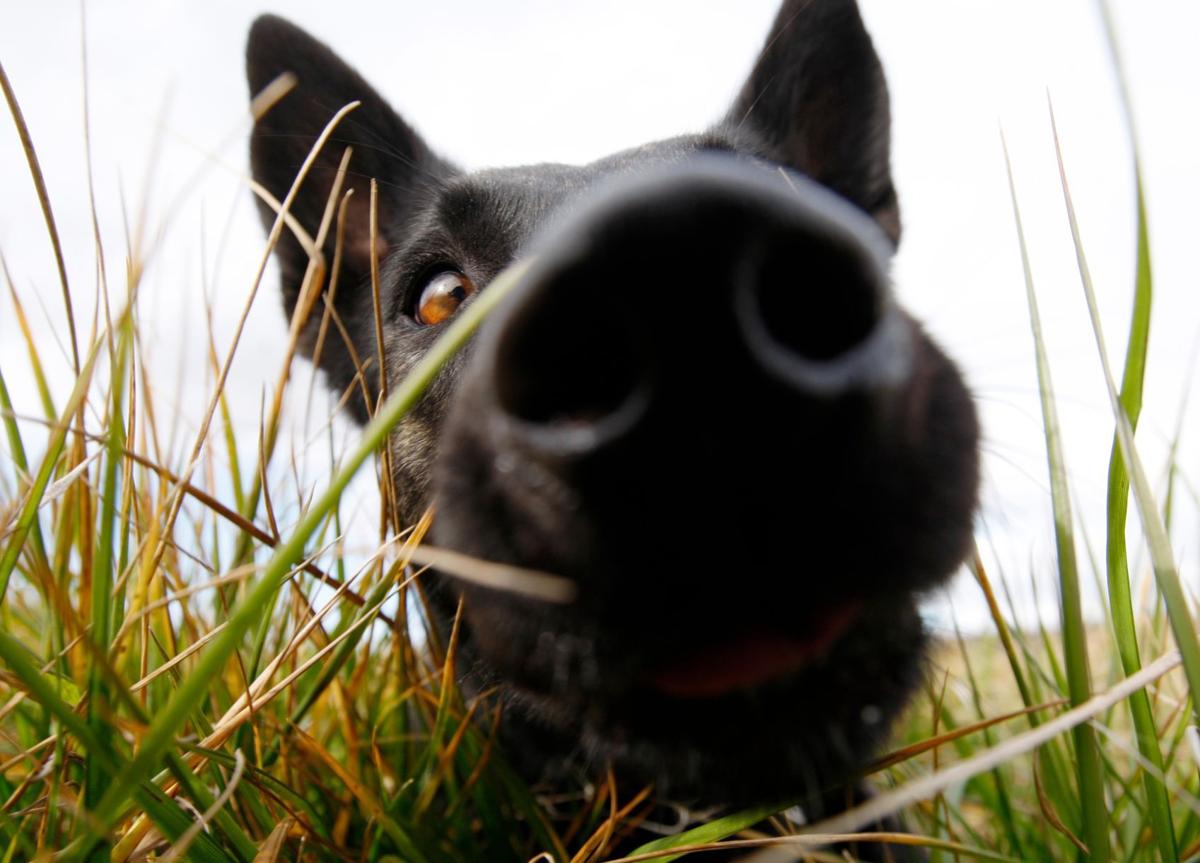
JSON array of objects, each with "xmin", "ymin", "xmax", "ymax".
[{"xmin": 648, "ymin": 603, "xmax": 861, "ymax": 699}]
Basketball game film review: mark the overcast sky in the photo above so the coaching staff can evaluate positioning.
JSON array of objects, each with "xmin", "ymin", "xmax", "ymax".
[{"xmin": 1, "ymin": 1, "xmax": 1197, "ymax": 631}]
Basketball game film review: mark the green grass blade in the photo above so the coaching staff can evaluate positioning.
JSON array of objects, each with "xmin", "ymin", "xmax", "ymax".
[
  {"xmin": 0, "ymin": 814, "xmax": 36, "ymax": 863},
  {"xmin": 0, "ymin": 338, "xmax": 103, "ymax": 605},
  {"xmin": 1053, "ymin": 109, "xmax": 1200, "ymax": 863},
  {"xmin": 1049, "ymin": 105, "xmax": 1177, "ymax": 861},
  {"xmin": 0, "ymin": 628, "xmax": 114, "ymax": 763},
  {"xmin": 1050, "ymin": 117, "xmax": 1200, "ymax": 684},
  {"xmin": 627, "ymin": 802, "xmax": 786, "ymax": 863},
  {"xmin": 131, "ymin": 782, "xmax": 237, "ymax": 863},
  {"xmin": 183, "ymin": 745, "xmax": 331, "ymax": 841},
  {"xmin": 0, "ymin": 367, "xmax": 31, "ymax": 477},
  {"xmin": 83, "ymin": 317, "xmax": 132, "ymax": 863},
  {"xmin": 1002, "ymin": 133, "xmax": 1109, "ymax": 862},
  {"xmin": 0, "ymin": 365, "xmax": 51, "ymax": 571}
]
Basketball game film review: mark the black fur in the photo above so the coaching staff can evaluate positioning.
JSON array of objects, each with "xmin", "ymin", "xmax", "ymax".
[{"xmin": 246, "ymin": 3, "xmax": 979, "ymax": 857}]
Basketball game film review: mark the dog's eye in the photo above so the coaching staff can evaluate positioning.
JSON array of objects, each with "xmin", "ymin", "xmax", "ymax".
[{"xmin": 415, "ymin": 270, "xmax": 477, "ymax": 326}]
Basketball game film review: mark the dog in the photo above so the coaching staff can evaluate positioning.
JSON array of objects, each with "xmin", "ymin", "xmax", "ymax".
[{"xmin": 245, "ymin": 1, "xmax": 979, "ymax": 857}]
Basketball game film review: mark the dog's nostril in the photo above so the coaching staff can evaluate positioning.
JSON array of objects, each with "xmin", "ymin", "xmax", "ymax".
[
  {"xmin": 736, "ymin": 225, "xmax": 907, "ymax": 397},
  {"xmin": 745, "ymin": 232, "xmax": 882, "ymax": 363},
  {"xmin": 493, "ymin": 273, "xmax": 649, "ymax": 432}
]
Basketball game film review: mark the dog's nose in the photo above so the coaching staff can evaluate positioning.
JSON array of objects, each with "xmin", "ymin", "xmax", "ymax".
[
  {"xmin": 477, "ymin": 155, "xmax": 909, "ymax": 457},
  {"xmin": 433, "ymin": 155, "xmax": 975, "ymax": 607}
]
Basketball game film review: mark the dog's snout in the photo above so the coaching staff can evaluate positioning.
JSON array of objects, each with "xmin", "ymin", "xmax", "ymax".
[
  {"xmin": 478, "ymin": 157, "xmax": 907, "ymax": 457},
  {"xmin": 433, "ymin": 156, "xmax": 967, "ymax": 605}
]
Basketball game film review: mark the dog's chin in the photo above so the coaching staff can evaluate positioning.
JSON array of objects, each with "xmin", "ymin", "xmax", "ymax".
[{"xmin": 473, "ymin": 592, "xmax": 929, "ymax": 807}]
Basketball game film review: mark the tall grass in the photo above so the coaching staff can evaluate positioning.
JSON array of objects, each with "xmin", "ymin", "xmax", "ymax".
[{"xmin": 2, "ymin": 12, "xmax": 1199, "ymax": 863}]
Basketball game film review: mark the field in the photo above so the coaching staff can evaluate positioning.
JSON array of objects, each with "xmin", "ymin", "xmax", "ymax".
[{"xmin": 1, "ymin": 6, "xmax": 1199, "ymax": 863}]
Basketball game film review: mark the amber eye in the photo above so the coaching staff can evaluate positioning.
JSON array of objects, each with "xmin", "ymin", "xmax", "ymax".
[{"xmin": 415, "ymin": 270, "xmax": 477, "ymax": 326}]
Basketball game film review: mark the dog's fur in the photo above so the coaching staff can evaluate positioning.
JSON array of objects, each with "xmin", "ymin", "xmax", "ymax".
[{"xmin": 246, "ymin": 1, "xmax": 979, "ymax": 856}]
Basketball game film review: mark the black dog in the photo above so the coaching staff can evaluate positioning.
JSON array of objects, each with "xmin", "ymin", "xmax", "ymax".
[{"xmin": 246, "ymin": 0, "xmax": 979, "ymax": 855}]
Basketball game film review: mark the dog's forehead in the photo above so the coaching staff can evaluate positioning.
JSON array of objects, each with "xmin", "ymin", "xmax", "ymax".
[
  {"xmin": 589, "ymin": 130, "xmax": 744, "ymax": 174},
  {"xmin": 436, "ymin": 162, "xmax": 583, "ymax": 241},
  {"xmin": 426, "ymin": 132, "xmax": 745, "ymax": 265}
]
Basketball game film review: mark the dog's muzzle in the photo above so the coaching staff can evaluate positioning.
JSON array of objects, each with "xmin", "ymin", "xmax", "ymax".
[{"xmin": 431, "ymin": 155, "xmax": 977, "ymax": 661}]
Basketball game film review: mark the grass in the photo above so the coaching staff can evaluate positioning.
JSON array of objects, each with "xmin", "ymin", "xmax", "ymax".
[{"xmin": 2, "ymin": 11, "xmax": 1199, "ymax": 863}]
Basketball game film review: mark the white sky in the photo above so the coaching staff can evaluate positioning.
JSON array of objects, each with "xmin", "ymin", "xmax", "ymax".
[{"xmin": 0, "ymin": 1, "xmax": 1198, "ymax": 633}]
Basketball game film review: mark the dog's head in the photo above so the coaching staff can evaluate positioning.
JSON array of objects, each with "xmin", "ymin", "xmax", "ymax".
[{"xmin": 246, "ymin": 0, "xmax": 979, "ymax": 807}]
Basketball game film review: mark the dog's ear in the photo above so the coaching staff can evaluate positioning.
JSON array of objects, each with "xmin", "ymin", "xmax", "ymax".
[
  {"xmin": 729, "ymin": 0, "xmax": 899, "ymax": 244},
  {"xmin": 246, "ymin": 15, "xmax": 455, "ymax": 418}
]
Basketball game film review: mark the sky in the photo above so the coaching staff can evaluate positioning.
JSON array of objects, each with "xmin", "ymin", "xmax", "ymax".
[{"xmin": 0, "ymin": 1, "xmax": 1198, "ymax": 633}]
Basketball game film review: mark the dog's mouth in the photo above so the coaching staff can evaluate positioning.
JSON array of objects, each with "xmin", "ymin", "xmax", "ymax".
[
  {"xmin": 447, "ymin": 571, "xmax": 930, "ymax": 802},
  {"xmin": 645, "ymin": 600, "xmax": 863, "ymax": 699}
]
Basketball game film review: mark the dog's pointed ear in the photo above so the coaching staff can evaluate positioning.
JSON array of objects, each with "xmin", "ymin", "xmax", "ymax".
[
  {"xmin": 728, "ymin": 0, "xmax": 899, "ymax": 244},
  {"xmin": 246, "ymin": 14, "xmax": 455, "ymax": 417}
]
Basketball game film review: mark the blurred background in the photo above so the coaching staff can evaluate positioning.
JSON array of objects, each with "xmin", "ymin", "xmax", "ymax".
[{"xmin": 0, "ymin": 0, "xmax": 1197, "ymax": 633}]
